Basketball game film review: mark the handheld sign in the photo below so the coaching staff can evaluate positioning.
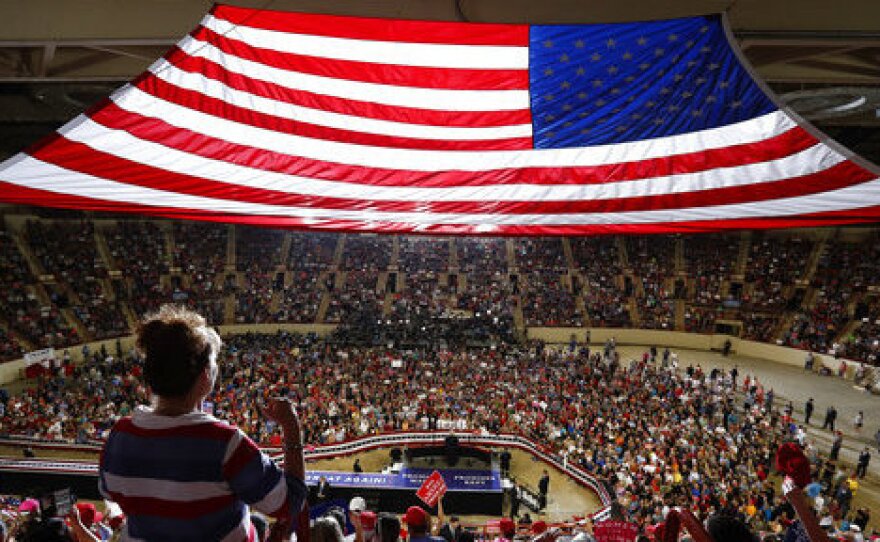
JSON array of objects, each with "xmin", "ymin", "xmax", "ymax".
[
  {"xmin": 594, "ymin": 520, "xmax": 639, "ymax": 542},
  {"xmin": 416, "ymin": 470, "xmax": 447, "ymax": 507}
]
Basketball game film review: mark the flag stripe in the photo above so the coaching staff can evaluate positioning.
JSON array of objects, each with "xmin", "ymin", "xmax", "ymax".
[
  {"xmin": 2, "ymin": 169, "xmax": 880, "ymax": 237},
  {"xmin": 29, "ymin": 135, "xmax": 872, "ymax": 215},
  {"xmin": 137, "ymin": 75, "xmax": 532, "ymax": 150},
  {"xmin": 88, "ymin": 99, "xmax": 822, "ymax": 189},
  {"xmin": 175, "ymin": 35, "xmax": 531, "ymax": 111},
  {"xmin": 108, "ymin": 85, "xmax": 798, "ymax": 172},
  {"xmin": 4, "ymin": 155, "xmax": 879, "ymax": 226},
  {"xmin": 190, "ymin": 25, "xmax": 530, "ymax": 91},
  {"xmin": 2, "ymin": 6, "xmax": 879, "ymax": 235},
  {"xmin": 160, "ymin": 48, "xmax": 533, "ymax": 128},
  {"xmin": 204, "ymin": 15, "xmax": 529, "ymax": 70},
  {"xmin": 210, "ymin": 5, "xmax": 530, "ymax": 47},
  {"xmin": 51, "ymin": 116, "xmax": 854, "ymax": 205}
]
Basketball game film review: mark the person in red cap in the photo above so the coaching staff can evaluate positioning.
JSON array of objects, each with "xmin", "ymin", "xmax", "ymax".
[
  {"xmin": 531, "ymin": 521, "xmax": 548, "ymax": 536},
  {"xmin": 68, "ymin": 503, "xmax": 107, "ymax": 542},
  {"xmin": 404, "ymin": 506, "xmax": 444, "ymax": 542},
  {"xmin": 495, "ymin": 518, "xmax": 516, "ymax": 542}
]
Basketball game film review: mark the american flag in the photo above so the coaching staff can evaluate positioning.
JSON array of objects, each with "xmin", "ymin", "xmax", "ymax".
[{"xmin": 0, "ymin": 5, "xmax": 878, "ymax": 235}]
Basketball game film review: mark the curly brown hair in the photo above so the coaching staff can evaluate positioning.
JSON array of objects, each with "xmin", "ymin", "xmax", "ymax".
[{"xmin": 137, "ymin": 304, "xmax": 222, "ymax": 398}]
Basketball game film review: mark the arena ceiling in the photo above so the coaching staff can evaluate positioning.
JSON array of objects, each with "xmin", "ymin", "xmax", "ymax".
[{"xmin": 0, "ymin": 0, "xmax": 879, "ymax": 162}]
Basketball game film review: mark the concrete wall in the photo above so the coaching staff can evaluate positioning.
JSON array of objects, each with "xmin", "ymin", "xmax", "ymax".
[{"xmin": 527, "ymin": 327, "xmax": 863, "ymax": 376}]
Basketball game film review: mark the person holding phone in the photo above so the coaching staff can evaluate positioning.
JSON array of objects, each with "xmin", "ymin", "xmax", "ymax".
[{"xmin": 97, "ymin": 305, "xmax": 308, "ymax": 541}]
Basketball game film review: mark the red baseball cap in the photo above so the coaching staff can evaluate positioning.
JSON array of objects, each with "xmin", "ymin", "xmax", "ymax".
[
  {"xmin": 500, "ymin": 518, "xmax": 516, "ymax": 537},
  {"xmin": 76, "ymin": 503, "xmax": 104, "ymax": 528},
  {"xmin": 360, "ymin": 511, "xmax": 378, "ymax": 531},
  {"xmin": 404, "ymin": 506, "xmax": 429, "ymax": 528}
]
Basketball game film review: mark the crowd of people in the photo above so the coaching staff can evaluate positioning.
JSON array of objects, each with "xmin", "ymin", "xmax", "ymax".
[
  {"xmin": 1, "ymin": 329, "xmax": 877, "ymax": 538},
  {"xmin": 5, "ymin": 219, "xmax": 880, "ymax": 367}
]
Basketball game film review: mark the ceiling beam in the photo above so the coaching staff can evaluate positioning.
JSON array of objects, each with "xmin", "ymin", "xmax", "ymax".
[{"xmin": 748, "ymin": 46, "xmax": 863, "ymax": 68}]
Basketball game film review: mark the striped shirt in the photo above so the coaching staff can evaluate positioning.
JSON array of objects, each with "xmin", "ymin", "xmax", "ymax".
[{"xmin": 99, "ymin": 406, "xmax": 306, "ymax": 541}]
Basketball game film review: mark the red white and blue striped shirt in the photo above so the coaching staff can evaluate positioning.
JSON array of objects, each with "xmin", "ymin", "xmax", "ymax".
[{"xmin": 99, "ymin": 406, "xmax": 306, "ymax": 541}]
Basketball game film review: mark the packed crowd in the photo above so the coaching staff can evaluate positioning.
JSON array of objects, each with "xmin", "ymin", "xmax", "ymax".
[
  {"xmin": 9, "ymin": 218, "xmax": 880, "ymax": 365},
  {"xmin": 516, "ymin": 238, "xmax": 581, "ymax": 328},
  {"xmin": 627, "ymin": 237, "xmax": 676, "ymax": 330},
  {"xmin": 25, "ymin": 220, "xmax": 128, "ymax": 343},
  {"xmin": 570, "ymin": 238, "xmax": 631, "ymax": 328},
  {"xmin": 1, "ymin": 333, "xmax": 877, "ymax": 539}
]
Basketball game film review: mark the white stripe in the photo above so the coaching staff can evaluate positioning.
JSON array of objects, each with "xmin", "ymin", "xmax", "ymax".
[
  {"xmin": 102, "ymin": 471, "xmax": 231, "ymax": 501},
  {"xmin": 151, "ymin": 62, "xmax": 532, "ymax": 140},
  {"xmin": 111, "ymin": 84, "xmax": 797, "ymax": 171},
  {"xmin": 119, "ymin": 530, "xmax": 147, "ymax": 542},
  {"xmin": 224, "ymin": 429, "xmax": 245, "ymax": 465},
  {"xmin": 61, "ymin": 116, "xmax": 847, "ymax": 202},
  {"xmin": 251, "ymin": 473, "xmax": 288, "ymax": 515},
  {"xmin": 3, "ymin": 155, "xmax": 879, "ymax": 226},
  {"xmin": 220, "ymin": 514, "xmax": 251, "ymax": 542},
  {"xmin": 175, "ymin": 36, "xmax": 530, "ymax": 112},
  {"xmin": 130, "ymin": 405, "xmax": 221, "ymax": 429},
  {"xmin": 203, "ymin": 15, "xmax": 529, "ymax": 70}
]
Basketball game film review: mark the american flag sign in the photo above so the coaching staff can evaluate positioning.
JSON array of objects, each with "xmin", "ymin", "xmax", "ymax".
[{"xmin": 0, "ymin": 5, "xmax": 878, "ymax": 235}]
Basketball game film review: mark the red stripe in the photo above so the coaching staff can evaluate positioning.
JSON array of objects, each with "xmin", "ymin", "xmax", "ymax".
[
  {"xmin": 162, "ymin": 49, "xmax": 531, "ymax": 128},
  {"xmin": 29, "ymin": 134, "xmax": 875, "ymax": 216},
  {"xmin": 211, "ymin": 5, "xmax": 529, "ymax": 47},
  {"xmin": 2, "ymin": 177, "xmax": 880, "ymax": 235},
  {"xmin": 190, "ymin": 25, "xmax": 529, "ymax": 91},
  {"xmin": 136, "ymin": 77, "xmax": 531, "ymax": 151},
  {"xmin": 223, "ymin": 437, "xmax": 259, "ymax": 480},
  {"xmin": 107, "ymin": 490, "xmax": 235, "ymax": 519},
  {"xmin": 113, "ymin": 417, "xmax": 236, "ymax": 441},
  {"xmin": 90, "ymin": 99, "xmax": 820, "ymax": 188}
]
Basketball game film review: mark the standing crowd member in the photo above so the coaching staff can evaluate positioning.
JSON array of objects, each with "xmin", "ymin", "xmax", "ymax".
[{"xmin": 98, "ymin": 305, "xmax": 308, "ymax": 541}]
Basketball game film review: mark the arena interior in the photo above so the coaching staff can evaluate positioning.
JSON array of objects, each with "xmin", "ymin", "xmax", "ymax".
[{"xmin": 1, "ymin": 1, "xmax": 880, "ymax": 541}]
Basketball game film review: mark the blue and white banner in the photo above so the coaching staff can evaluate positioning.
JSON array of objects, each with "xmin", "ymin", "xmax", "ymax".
[{"xmin": 306, "ymin": 468, "xmax": 501, "ymax": 492}]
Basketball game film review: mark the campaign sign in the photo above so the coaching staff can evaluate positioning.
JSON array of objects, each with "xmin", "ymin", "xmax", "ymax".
[
  {"xmin": 416, "ymin": 470, "xmax": 447, "ymax": 507},
  {"xmin": 594, "ymin": 521, "xmax": 639, "ymax": 542}
]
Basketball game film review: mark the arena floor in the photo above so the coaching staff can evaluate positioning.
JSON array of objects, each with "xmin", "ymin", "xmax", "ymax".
[{"xmin": 2, "ymin": 345, "xmax": 877, "ymax": 528}]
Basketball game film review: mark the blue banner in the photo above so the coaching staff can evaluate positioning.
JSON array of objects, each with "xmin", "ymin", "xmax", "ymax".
[{"xmin": 306, "ymin": 468, "xmax": 501, "ymax": 492}]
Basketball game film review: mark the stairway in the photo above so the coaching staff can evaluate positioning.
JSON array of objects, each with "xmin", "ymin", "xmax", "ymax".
[
  {"xmin": 333, "ymin": 235, "xmax": 346, "ymax": 268},
  {"xmin": 675, "ymin": 300, "xmax": 686, "ymax": 331},
  {"xmin": 628, "ymin": 298, "xmax": 642, "ymax": 327},
  {"xmin": 562, "ymin": 238, "xmax": 574, "ymax": 268},
  {"xmin": 12, "ymin": 231, "xmax": 46, "ymax": 278},
  {"xmin": 448, "ymin": 238, "xmax": 458, "ymax": 269},
  {"xmin": 735, "ymin": 231, "xmax": 751, "ymax": 276},
  {"xmin": 0, "ymin": 322, "xmax": 34, "ymax": 352},
  {"xmin": 118, "ymin": 302, "xmax": 137, "ymax": 328},
  {"xmin": 390, "ymin": 236, "xmax": 400, "ymax": 267},
  {"xmin": 835, "ymin": 319, "xmax": 862, "ymax": 346},
  {"xmin": 224, "ymin": 296, "xmax": 235, "ymax": 324},
  {"xmin": 226, "ymin": 225, "xmax": 236, "ymax": 271},
  {"xmin": 506, "ymin": 239, "xmax": 517, "ymax": 269},
  {"xmin": 93, "ymin": 228, "xmax": 116, "ymax": 272},
  {"xmin": 61, "ymin": 308, "xmax": 90, "ymax": 342},
  {"xmin": 616, "ymin": 237, "xmax": 629, "ymax": 269},
  {"xmin": 801, "ymin": 233, "xmax": 829, "ymax": 284},
  {"xmin": 279, "ymin": 232, "xmax": 293, "ymax": 268},
  {"xmin": 674, "ymin": 237, "xmax": 684, "ymax": 273},
  {"xmin": 316, "ymin": 288, "xmax": 331, "ymax": 324}
]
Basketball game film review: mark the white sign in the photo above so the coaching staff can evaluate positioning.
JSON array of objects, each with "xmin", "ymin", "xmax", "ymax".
[{"xmin": 24, "ymin": 348, "xmax": 56, "ymax": 368}]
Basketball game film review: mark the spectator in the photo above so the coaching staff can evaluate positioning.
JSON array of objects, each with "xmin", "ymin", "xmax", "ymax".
[
  {"xmin": 98, "ymin": 305, "xmax": 307, "ymax": 540},
  {"xmin": 404, "ymin": 506, "xmax": 443, "ymax": 542},
  {"xmin": 313, "ymin": 516, "xmax": 346, "ymax": 542}
]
